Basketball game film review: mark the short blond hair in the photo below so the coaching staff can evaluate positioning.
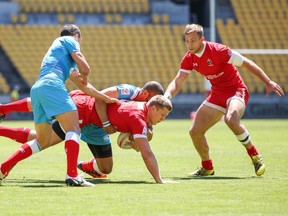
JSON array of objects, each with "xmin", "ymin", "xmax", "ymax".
[
  {"xmin": 147, "ymin": 95, "xmax": 173, "ymax": 112},
  {"xmin": 184, "ymin": 24, "xmax": 204, "ymax": 37}
]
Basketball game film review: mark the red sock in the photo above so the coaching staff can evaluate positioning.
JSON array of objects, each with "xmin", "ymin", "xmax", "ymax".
[
  {"xmin": 202, "ymin": 159, "xmax": 213, "ymax": 170},
  {"xmin": 0, "ymin": 126, "xmax": 31, "ymax": 143},
  {"xmin": 247, "ymin": 145, "xmax": 259, "ymax": 157},
  {"xmin": 0, "ymin": 98, "xmax": 30, "ymax": 114},
  {"xmin": 65, "ymin": 140, "xmax": 79, "ymax": 178},
  {"xmin": 1, "ymin": 143, "xmax": 32, "ymax": 174},
  {"xmin": 81, "ymin": 158, "xmax": 95, "ymax": 172}
]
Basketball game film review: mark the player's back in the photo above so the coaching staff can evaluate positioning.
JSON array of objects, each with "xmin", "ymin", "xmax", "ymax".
[
  {"xmin": 38, "ymin": 36, "xmax": 78, "ymax": 82},
  {"xmin": 108, "ymin": 101, "xmax": 148, "ymax": 132}
]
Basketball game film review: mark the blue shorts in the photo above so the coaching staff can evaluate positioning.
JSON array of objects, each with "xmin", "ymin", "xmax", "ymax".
[
  {"xmin": 80, "ymin": 124, "xmax": 111, "ymax": 145},
  {"xmin": 30, "ymin": 79, "xmax": 77, "ymax": 124}
]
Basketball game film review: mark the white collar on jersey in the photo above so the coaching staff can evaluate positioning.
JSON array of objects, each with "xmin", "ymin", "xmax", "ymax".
[{"xmin": 195, "ymin": 41, "xmax": 206, "ymax": 57}]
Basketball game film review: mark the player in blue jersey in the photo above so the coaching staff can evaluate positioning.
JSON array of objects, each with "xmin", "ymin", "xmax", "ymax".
[
  {"xmin": 0, "ymin": 81, "xmax": 164, "ymax": 178},
  {"xmin": 0, "ymin": 24, "xmax": 118, "ymax": 187}
]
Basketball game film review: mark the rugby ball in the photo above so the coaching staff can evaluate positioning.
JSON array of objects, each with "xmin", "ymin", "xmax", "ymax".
[{"xmin": 117, "ymin": 132, "xmax": 134, "ymax": 149}]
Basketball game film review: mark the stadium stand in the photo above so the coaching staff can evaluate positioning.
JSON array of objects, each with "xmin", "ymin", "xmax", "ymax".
[
  {"xmin": 0, "ymin": 0, "xmax": 286, "ymax": 94},
  {"xmin": 217, "ymin": 0, "xmax": 287, "ymax": 93},
  {"xmin": 0, "ymin": 72, "xmax": 10, "ymax": 94},
  {"xmin": 0, "ymin": 24, "xmax": 190, "ymax": 92},
  {"xmin": 13, "ymin": 0, "xmax": 150, "ymax": 14}
]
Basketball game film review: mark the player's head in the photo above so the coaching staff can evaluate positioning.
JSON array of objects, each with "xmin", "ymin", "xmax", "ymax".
[
  {"xmin": 135, "ymin": 81, "xmax": 164, "ymax": 102},
  {"xmin": 147, "ymin": 95, "xmax": 173, "ymax": 125},
  {"xmin": 184, "ymin": 24, "xmax": 205, "ymax": 54},
  {"xmin": 60, "ymin": 24, "xmax": 81, "ymax": 43}
]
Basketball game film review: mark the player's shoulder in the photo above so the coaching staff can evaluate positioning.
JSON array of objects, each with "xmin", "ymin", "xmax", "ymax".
[
  {"xmin": 207, "ymin": 41, "xmax": 230, "ymax": 52},
  {"xmin": 117, "ymin": 84, "xmax": 140, "ymax": 99},
  {"xmin": 117, "ymin": 84, "xmax": 137, "ymax": 90},
  {"xmin": 59, "ymin": 35, "xmax": 76, "ymax": 42},
  {"xmin": 59, "ymin": 36, "xmax": 79, "ymax": 48}
]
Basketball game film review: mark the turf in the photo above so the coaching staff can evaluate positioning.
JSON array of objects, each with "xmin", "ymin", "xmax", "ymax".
[{"xmin": 0, "ymin": 119, "xmax": 287, "ymax": 216}]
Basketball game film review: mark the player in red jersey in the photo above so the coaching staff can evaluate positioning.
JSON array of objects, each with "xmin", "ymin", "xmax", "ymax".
[
  {"xmin": 164, "ymin": 24, "xmax": 284, "ymax": 176},
  {"xmin": 62, "ymin": 93, "xmax": 173, "ymax": 184},
  {"xmin": 0, "ymin": 82, "xmax": 166, "ymax": 181}
]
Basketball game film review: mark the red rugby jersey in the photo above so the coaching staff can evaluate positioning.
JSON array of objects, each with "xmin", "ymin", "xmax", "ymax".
[{"xmin": 180, "ymin": 41, "xmax": 246, "ymax": 90}]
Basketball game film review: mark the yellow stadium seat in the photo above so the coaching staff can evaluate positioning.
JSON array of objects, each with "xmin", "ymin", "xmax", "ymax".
[
  {"xmin": 10, "ymin": 14, "xmax": 18, "ymax": 24},
  {"xmin": 19, "ymin": 13, "xmax": 28, "ymax": 24}
]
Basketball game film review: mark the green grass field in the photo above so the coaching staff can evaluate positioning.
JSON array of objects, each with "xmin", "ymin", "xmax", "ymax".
[{"xmin": 0, "ymin": 119, "xmax": 287, "ymax": 216}]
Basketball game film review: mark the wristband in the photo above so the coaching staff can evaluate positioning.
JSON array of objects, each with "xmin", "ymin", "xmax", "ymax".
[{"xmin": 102, "ymin": 121, "xmax": 111, "ymax": 127}]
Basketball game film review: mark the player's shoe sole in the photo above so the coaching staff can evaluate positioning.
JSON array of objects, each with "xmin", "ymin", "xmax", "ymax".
[
  {"xmin": 77, "ymin": 161, "xmax": 107, "ymax": 178},
  {"xmin": 187, "ymin": 167, "xmax": 215, "ymax": 177}
]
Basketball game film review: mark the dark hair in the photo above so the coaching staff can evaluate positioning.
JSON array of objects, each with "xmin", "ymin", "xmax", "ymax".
[
  {"xmin": 60, "ymin": 24, "xmax": 81, "ymax": 38},
  {"xmin": 142, "ymin": 81, "xmax": 164, "ymax": 95}
]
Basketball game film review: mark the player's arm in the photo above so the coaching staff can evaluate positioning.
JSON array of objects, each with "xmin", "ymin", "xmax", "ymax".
[
  {"xmin": 70, "ymin": 51, "xmax": 90, "ymax": 79},
  {"xmin": 94, "ymin": 99, "xmax": 117, "ymax": 134},
  {"xmin": 229, "ymin": 50, "xmax": 284, "ymax": 96},
  {"xmin": 241, "ymin": 57, "xmax": 284, "ymax": 96},
  {"xmin": 94, "ymin": 86, "xmax": 121, "ymax": 134},
  {"xmin": 135, "ymin": 137, "xmax": 164, "ymax": 183},
  {"xmin": 100, "ymin": 86, "xmax": 119, "ymax": 98},
  {"xmin": 69, "ymin": 71, "xmax": 119, "ymax": 104},
  {"xmin": 164, "ymin": 71, "xmax": 189, "ymax": 99}
]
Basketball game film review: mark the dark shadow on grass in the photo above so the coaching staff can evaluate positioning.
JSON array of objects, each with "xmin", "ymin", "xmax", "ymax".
[
  {"xmin": 169, "ymin": 176, "xmax": 247, "ymax": 180},
  {"xmin": 2, "ymin": 178, "xmax": 153, "ymax": 187},
  {"xmin": 89, "ymin": 179, "xmax": 153, "ymax": 185},
  {"xmin": 3, "ymin": 178, "xmax": 66, "ymax": 188}
]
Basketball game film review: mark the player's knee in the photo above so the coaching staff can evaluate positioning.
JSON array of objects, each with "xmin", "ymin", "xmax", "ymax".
[
  {"xmin": 28, "ymin": 130, "xmax": 37, "ymax": 141},
  {"xmin": 189, "ymin": 126, "xmax": 201, "ymax": 139},
  {"xmin": 99, "ymin": 166, "xmax": 112, "ymax": 174},
  {"xmin": 224, "ymin": 113, "xmax": 239, "ymax": 129}
]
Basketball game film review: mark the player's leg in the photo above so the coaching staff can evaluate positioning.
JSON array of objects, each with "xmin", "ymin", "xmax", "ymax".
[
  {"xmin": 188, "ymin": 103, "xmax": 223, "ymax": 176},
  {"xmin": 55, "ymin": 110, "xmax": 81, "ymax": 178},
  {"xmin": 0, "ymin": 91, "xmax": 50, "ymax": 181},
  {"xmin": 55, "ymin": 111, "xmax": 94, "ymax": 186},
  {"xmin": 225, "ymin": 98, "xmax": 265, "ymax": 176},
  {"xmin": 78, "ymin": 144, "xmax": 112, "ymax": 178},
  {"xmin": 77, "ymin": 126, "xmax": 112, "ymax": 178},
  {"xmin": 0, "ymin": 123, "xmax": 62, "ymax": 148},
  {"xmin": 0, "ymin": 125, "xmax": 36, "ymax": 143},
  {"xmin": 0, "ymin": 97, "xmax": 32, "ymax": 115},
  {"xmin": 51, "ymin": 120, "xmax": 110, "ymax": 178},
  {"xmin": 0, "ymin": 122, "xmax": 49, "ymax": 181}
]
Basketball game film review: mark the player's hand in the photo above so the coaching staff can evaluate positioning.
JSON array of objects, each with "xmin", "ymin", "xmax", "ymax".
[
  {"xmin": 266, "ymin": 80, "xmax": 284, "ymax": 96},
  {"xmin": 103, "ymin": 124, "xmax": 117, "ymax": 134},
  {"xmin": 161, "ymin": 179, "xmax": 179, "ymax": 184},
  {"xmin": 70, "ymin": 69, "xmax": 88, "ymax": 86},
  {"xmin": 156, "ymin": 178, "xmax": 179, "ymax": 184}
]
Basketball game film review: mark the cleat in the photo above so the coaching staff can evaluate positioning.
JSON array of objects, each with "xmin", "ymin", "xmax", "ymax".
[
  {"xmin": 187, "ymin": 167, "xmax": 215, "ymax": 177},
  {"xmin": 77, "ymin": 161, "xmax": 107, "ymax": 179},
  {"xmin": 0, "ymin": 114, "xmax": 6, "ymax": 123},
  {"xmin": 251, "ymin": 155, "xmax": 265, "ymax": 176},
  {"xmin": 65, "ymin": 175, "xmax": 95, "ymax": 187},
  {"xmin": 0, "ymin": 103, "xmax": 5, "ymax": 123},
  {"xmin": 0, "ymin": 166, "xmax": 9, "ymax": 185}
]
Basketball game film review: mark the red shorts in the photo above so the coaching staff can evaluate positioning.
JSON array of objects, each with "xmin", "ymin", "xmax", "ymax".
[{"xmin": 204, "ymin": 86, "xmax": 250, "ymax": 113}]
